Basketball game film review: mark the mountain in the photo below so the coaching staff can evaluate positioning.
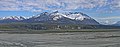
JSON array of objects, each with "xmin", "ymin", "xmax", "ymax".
[
  {"xmin": 2, "ymin": 11, "xmax": 120, "ymax": 30},
  {"xmin": 112, "ymin": 21, "xmax": 120, "ymax": 26},
  {"xmin": 0, "ymin": 16, "xmax": 25, "ymax": 23},
  {"xmin": 0, "ymin": 11, "xmax": 100, "ymax": 25},
  {"xmin": 22, "ymin": 11, "xmax": 100, "ymax": 25}
]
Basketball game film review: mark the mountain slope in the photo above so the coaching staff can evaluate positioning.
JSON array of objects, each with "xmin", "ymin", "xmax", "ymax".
[
  {"xmin": 22, "ymin": 11, "xmax": 100, "ymax": 25},
  {"xmin": 112, "ymin": 21, "xmax": 120, "ymax": 26},
  {"xmin": 0, "ymin": 11, "xmax": 100, "ymax": 25}
]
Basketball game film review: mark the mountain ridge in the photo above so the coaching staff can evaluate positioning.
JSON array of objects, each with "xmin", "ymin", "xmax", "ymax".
[
  {"xmin": 112, "ymin": 21, "xmax": 120, "ymax": 26},
  {"xmin": 0, "ymin": 11, "xmax": 100, "ymax": 25}
]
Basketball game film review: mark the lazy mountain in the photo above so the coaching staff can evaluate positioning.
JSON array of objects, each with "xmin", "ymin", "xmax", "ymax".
[{"xmin": 0, "ymin": 11, "xmax": 99, "ymax": 25}]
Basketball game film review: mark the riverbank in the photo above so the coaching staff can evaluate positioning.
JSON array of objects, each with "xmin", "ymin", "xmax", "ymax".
[{"xmin": 0, "ymin": 31, "xmax": 120, "ymax": 47}]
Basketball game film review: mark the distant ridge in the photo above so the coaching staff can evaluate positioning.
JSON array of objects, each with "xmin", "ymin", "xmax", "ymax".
[{"xmin": 112, "ymin": 21, "xmax": 120, "ymax": 26}]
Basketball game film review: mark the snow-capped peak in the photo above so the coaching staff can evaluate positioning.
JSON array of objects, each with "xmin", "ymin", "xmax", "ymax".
[
  {"xmin": 65, "ymin": 13, "xmax": 92, "ymax": 21},
  {"xmin": 50, "ymin": 11, "xmax": 92, "ymax": 21},
  {"xmin": 50, "ymin": 12, "xmax": 66, "ymax": 20},
  {"xmin": 0, "ymin": 11, "xmax": 92, "ymax": 21},
  {"xmin": 0, "ymin": 16, "xmax": 25, "ymax": 20}
]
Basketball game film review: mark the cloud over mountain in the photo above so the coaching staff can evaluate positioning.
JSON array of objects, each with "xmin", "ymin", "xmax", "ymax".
[{"xmin": 0, "ymin": 0, "xmax": 119, "ymax": 12}]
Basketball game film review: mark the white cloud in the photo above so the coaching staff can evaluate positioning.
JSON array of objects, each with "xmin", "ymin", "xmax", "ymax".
[
  {"xmin": 0, "ymin": 0, "xmax": 20, "ymax": 11},
  {"xmin": 97, "ymin": 16, "xmax": 120, "ymax": 25},
  {"xmin": 0, "ymin": 0, "xmax": 119, "ymax": 12},
  {"xmin": 58, "ymin": 0, "xmax": 108, "ymax": 10},
  {"xmin": 110, "ymin": 0, "xmax": 120, "ymax": 9},
  {"xmin": 98, "ymin": 16, "xmax": 120, "ymax": 20},
  {"xmin": 100, "ymin": 20, "xmax": 117, "ymax": 25}
]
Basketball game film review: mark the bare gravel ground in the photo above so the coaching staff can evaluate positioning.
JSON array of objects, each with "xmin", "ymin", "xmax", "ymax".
[{"xmin": 0, "ymin": 31, "xmax": 120, "ymax": 47}]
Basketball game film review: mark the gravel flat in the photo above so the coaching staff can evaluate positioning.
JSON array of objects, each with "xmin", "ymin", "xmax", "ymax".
[{"xmin": 0, "ymin": 31, "xmax": 120, "ymax": 47}]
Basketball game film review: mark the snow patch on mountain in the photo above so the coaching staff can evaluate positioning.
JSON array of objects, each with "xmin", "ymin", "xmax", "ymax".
[
  {"xmin": 50, "ymin": 11, "xmax": 92, "ymax": 21},
  {"xmin": 0, "ymin": 16, "xmax": 25, "ymax": 20},
  {"xmin": 65, "ymin": 13, "xmax": 91, "ymax": 21},
  {"xmin": 50, "ymin": 13, "xmax": 65, "ymax": 20}
]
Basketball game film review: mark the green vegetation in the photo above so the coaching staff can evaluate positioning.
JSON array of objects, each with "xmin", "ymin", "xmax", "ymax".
[
  {"xmin": 0, "ymin": 24, "xmax": 19, "ymax": 31},
  {"xmin": 0, "ymin": 23, "xmax": 120, "ymax": 33},
  {"xmin": 0, "ymin": 23, "xmax": 120, "ymax": 30}
]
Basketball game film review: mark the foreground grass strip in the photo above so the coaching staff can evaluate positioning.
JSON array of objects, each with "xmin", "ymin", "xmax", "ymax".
[{"xmin": 0, "ymin": 29, "xmax": 120, "ymax": 34}]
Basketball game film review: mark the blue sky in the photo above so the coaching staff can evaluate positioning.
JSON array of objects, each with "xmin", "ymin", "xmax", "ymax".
[{"xmin": 0, "ymin": 0, "xmax": 120, "ymax": 24}]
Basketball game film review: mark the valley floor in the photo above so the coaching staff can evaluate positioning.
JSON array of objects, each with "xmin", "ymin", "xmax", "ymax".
[{"xmin": 0, "ymin": 31, "xmax": 120, "ymax": 47}]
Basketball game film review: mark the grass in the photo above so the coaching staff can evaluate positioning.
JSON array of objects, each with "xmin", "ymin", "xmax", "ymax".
[{"xmin": 0, "ymin": 29, "xmax": 120, "ymax": 34}]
